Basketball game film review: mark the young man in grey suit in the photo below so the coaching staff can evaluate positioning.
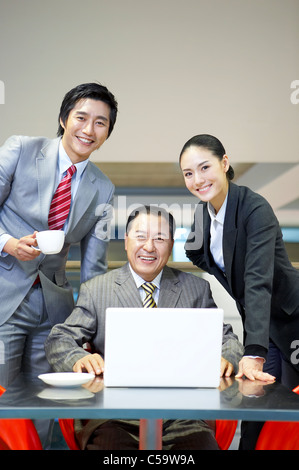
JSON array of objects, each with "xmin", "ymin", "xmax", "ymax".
[
  {"xmin": 45, "ymin": 206, "xmax": 243, "ymax": 450},
  {"xmin": 0, "ymin": 82, "xmax": 118, "ymax": 390}
]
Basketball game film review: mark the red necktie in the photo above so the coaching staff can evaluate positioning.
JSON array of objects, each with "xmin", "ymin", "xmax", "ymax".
[{"xmin": 48, "ymin": 165, "xmax": 77, "ymax": 230}]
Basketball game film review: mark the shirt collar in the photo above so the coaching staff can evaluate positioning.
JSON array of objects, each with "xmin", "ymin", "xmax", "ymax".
[
  {"xmin": 59, "ymin": 140, "xmax": 88, "ymax": 180},
  {"xmin": 129, "ymin": 263, "xmax": 163, "ymax": 290},
  {"xmin": 207, "ymin": 193, "xmax": 228, "ymax": 225}
]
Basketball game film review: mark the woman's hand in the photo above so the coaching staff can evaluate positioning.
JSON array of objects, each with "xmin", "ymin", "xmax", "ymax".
[
  {"xmin": 236, "ymin": 357, "xmax": 275, "ymax": 382},
  {"xmin": 73, "ymin": 353, "xmax": 105, "ymax": 376}
]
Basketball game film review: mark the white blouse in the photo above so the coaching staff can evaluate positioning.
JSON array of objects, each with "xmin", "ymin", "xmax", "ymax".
[{"xmin": 207, "ymin": 195, "xmax": 228, "ymax": 272}]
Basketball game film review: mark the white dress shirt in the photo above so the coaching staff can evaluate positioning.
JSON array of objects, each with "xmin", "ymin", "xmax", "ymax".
[
  {"xmin": 129, "ymin": 264, "xmax": 163, "ymax": 305},
  {"xmin": 207, "ymin": 195, "xmax": 228, "ymax": 272}
]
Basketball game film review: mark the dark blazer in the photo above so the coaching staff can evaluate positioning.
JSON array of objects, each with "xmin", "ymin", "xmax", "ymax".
[{"xmin": 186, "ymin": 182, "xmax": 299, "ymax": 367}]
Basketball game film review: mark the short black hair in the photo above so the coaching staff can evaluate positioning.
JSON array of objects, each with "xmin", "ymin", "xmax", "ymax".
[
  {"xmin": 126, "ymin": 205, "xmax": 176, "ymax": 240},
  {"xmin": 57, "ymin": 82, "xmax": 118, "ymax": 138}
]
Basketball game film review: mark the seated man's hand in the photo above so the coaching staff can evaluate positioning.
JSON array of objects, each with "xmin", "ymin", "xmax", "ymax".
[
  {"xmin": 83, "ymin": 376, "xmax": 104, "ymax": 394},
  {"xmin": 220, "ymin": 357, "xmax": 235, "ymax": 377},
  {"xmin": 73, "ymin": 353, "xmax": 104, "ymax": 376}
]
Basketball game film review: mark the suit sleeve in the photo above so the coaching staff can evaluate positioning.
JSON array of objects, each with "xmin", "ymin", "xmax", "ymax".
[
  {"xmin": 0, "ymin": 136, "xmax": 21, "ymax": 236},
  {"xmin": 79, "ymin": 183, "xmax": 115, "ymax": 282},
  {"xmin": 221, "ymin": 323, "xmax": 244, "ymax": 373},
  {"xmin": 193, "ymin": 276, "xmax": 244, "ymax": 372},
  {"xmin": 241, "ymin": 197, "xmax": 278, "ymax": 356},
  {"xmin": 45, "ymin": 281, "xmax": 98, "ymax": 371},
  {"xmin": 185, "ymin": 202, "xmax": 208, "ymax": 271}
]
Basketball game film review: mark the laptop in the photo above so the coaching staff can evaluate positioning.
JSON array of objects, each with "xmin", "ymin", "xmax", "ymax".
[{"xmin": 104, "ymin": 307, "xmax": 223, "ymax": 388}]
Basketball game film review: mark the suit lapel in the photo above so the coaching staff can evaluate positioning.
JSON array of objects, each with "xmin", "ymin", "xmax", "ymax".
[
  {"xmin": 36, "ymin": 140, "xmax": 98, "ymax": 232},
  {"xmin": 114, "ymin": 263, "xmax": 143, "ymax": 308},
  {"xmin": 158, "ymin": 266, "xmax": 182, "ymax": 308},
  {"xmin": 222, "ymin": 183, "xmax": 238, "ymax": 283},
  {"xmin": 66, "ymin": 162, "xmax": 98, "ymax": 233},
  {"xmin": 36, "ymin": 138, "xmax": 60, "ymax": 228},
  {"xmin": 200, "ymin": 191, "xmax": 235, "ymax": 292},
  {"xmin": 113, "ymin": 264, "xmax": 182, "ymax": 309},
  {"xmin": 202, "ymin": 204, "xmax": 215, "ymax": 270}
]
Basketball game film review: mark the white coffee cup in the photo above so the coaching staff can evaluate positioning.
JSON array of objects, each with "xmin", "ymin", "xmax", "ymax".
[{"xmin": 35, "ymin": 230, "xmax": 65, "ymax": 255}]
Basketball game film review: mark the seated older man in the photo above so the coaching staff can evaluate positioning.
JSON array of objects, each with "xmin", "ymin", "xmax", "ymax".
[{"xmin": 45, "ymin": 205, "xmax": 243, "ymax": 450}]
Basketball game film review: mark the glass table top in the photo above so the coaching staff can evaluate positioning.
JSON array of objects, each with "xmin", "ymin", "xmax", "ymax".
[{"xmin": 0, "ymin": 374, "xmax": 299, "ymax": 422}]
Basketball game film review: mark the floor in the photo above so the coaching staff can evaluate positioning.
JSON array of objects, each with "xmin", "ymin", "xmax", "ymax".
[
  {"xmin": 228, "ymin": 422, "xmax": 240, "ymax": 450},
  {"xmin": 50, "ymin": 419, "xmax": 69, "ymax": 450}
]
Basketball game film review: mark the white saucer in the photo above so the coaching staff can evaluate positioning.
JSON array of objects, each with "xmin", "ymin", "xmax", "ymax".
[
  {"xmin": 38, "ymin": 372, "xmax": 95, "ymax": 387},
  {"xmin": 38, "ymin": 387, "xmax": 94, "ymax": 400}
]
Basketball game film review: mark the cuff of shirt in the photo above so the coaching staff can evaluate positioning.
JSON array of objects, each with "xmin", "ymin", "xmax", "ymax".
[
  {"xmin": 0, "ymin": 234, "xmax": 12, "ymax": 256},
  {"xmin": 244, "ymin": 344, "xmax": 268, "ymax": 361}
]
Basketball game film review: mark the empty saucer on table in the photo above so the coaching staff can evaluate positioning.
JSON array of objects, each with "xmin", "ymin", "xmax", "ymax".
[{"xmin": 38, "ymin": 372, "xmax": 95, "ymax": 387}]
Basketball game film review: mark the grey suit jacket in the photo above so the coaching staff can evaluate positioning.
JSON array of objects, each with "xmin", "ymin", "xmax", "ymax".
[
  {"xmin": 0, "ymin": 135, "xmax": 114, "ymax": 326},
  {"xmin": 45, "ymin": 263, "xmax": 243, "ymax": 373}
]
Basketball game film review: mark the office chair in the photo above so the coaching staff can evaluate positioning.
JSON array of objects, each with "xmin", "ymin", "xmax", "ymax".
[
  {"xmin": 255, "ymin": 385, "xmax": 299, "ymax": 450},
  {"xmin": 58, "ymin": 418, "xmax": 238, "ymax": 450},
  {"xmin": 0, "ymin": 385, "xmax": 43, "ymax": 450},
  {"xmin": 215, "ymin": 419, "xmax": 238, "ymax": 450},
  {"xmin": 58, "ymin": 418, "xmax": 80, "ymax": 450}
]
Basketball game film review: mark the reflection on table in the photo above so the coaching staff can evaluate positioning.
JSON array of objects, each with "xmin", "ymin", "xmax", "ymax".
[{"xmin": 0, "ymin": 374, "xmax": 299, "ymax": 423}]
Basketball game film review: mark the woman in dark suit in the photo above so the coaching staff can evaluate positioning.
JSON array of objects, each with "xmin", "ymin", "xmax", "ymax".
[{"xmin": 179, "ymin": 134, "xmax": 299, "ymax": 388}]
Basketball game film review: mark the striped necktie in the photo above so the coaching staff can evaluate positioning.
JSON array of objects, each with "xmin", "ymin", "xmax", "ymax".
[
  {"xmin": 142, "ymin": 282, "xmax": 157, "ymax": 308},
  {"xmin": 48, "ymin": 165, "xmax": 77, "ymax": 230}
]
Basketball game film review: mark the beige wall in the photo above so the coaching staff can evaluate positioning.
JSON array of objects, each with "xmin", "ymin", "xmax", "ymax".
[
  {"xmin": 1, "ymin": 0, "xmax": 299, "ymax": 226},
  {"xmin": 0, "ymin": 0, "xmax": 298, "ymax": 345},
  {"xmin": 0, "ymin": 0, "xmax": 298, "ymax": 165}
]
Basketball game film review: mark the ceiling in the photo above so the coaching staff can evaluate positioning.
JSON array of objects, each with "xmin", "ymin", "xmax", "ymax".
[
  {"xmin": 1, "ymin": 1, "xmax": 299, "ymax": 168},
  {"xmin": 233, "ymin": 162, "xmax": 299, "ymax": 227}
]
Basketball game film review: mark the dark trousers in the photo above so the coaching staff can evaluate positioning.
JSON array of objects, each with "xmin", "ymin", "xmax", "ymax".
[
  {"xmin": 239, "ymin": 340, "xmax": 299, "ymax": 450},
  {"xmin": 85, "ymin": 419, "xmax": 219, "ymax": 450}
]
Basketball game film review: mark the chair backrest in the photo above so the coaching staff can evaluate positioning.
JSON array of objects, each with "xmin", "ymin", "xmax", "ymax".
[
  {"xmin": 255, "ymin": 385, "xmax": 299, "ymax": 450},
  {"xmin": 0, "ymin": 385, "xmax": 43, "ymax": 450},
  {"xmin": 215, "ymin": 420, "xmax": 238, "ymax": 450},
  {"xmin": 58, "ymin": 419, "xmax": 80, "ymax": 450},
  {"xmin": 59, "ymin": 418, "xmax": 238, "ymax": 450}
]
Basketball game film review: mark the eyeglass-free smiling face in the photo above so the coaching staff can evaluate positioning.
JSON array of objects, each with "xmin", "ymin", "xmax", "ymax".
[
  {"xmin": 60, "ymin": 98, "xmax": 110, "ymax": 164},
  {"xmin": 125, "ymin": 213, "xmax": 174, "ymax": 282},
  {"xmin": 180, "ymin": 146, "xmax": 230, "ymax": 214}
]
